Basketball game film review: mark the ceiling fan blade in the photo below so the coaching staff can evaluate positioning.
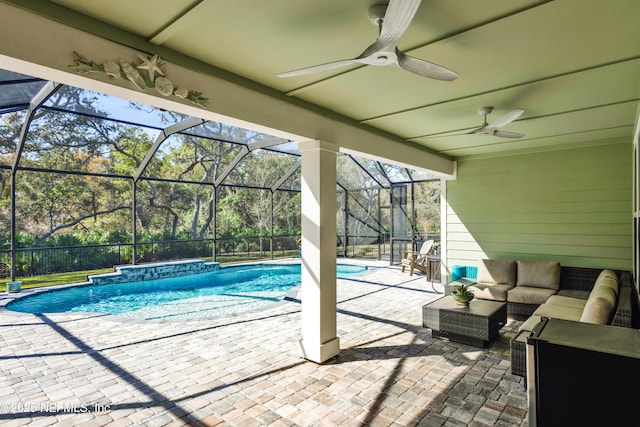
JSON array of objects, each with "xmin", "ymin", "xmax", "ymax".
[
  {"xmin": 469, "ymin": 127, "xmax": 487, "ymax": 135},
  {"xmin": 493, "ymin": 130, "xmax": 524, "ymax": 139},
  {"xmin": 276, "ymin": 58, "xmax": 359, "ymax": 78},
  {"xmin": 356, "ymin": 0, "xmax": 421, "ymax": 62},
  {"xmin": 277, "ymin": 0, "xmax": 456, "ymax": 80},
  {"xmin": 488, "ymin": 108, "xmax": 524, "ymax": 128},
  {"xmin": 397, "ymin": 50, "xmax": 459, "ymax": 81},
  {"xmin": 379, "ymin": 0, "xmax": 421, "ymax": 41}
]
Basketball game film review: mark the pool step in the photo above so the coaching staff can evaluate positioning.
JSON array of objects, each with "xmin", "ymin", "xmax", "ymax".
[{"xmin": 88, "ymin": 259, "xmax": 220, "ymax": 286}]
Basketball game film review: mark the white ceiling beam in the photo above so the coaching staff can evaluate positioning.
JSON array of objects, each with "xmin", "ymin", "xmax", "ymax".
[{"xmin": 148, "ymin": 1, "xmax": 207, "ymax": 46}]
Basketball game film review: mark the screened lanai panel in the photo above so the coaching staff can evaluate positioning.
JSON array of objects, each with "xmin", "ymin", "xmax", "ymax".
[
  {"xmin": 20, "ymin": 110, "xmax": 156, "ymax": 174},
  {"xmin": 337, "ymin": 188, "xmax": 386, "ymax": 258},
  {"xmin": 15, "ymin": 170, "xmax": 132, "ymax": 245},
  {"xmin": 347, "ymin": 189, "xmax": 382, "ymax": 237},
  {"xmin": 408, "ymin": 169, "xmax": 440, "ymax": 182},
  {"xmin": 216, "ymin": 186, "xmax": 272, "ymax": 237},
  {"xmin": 216, "ymin": 186, "xmax": 275, "ymax": 261},
  {"xmin": 0, "ymin": 70, "xmax": 47, "ymax": 113},
  {"xmin": 183, "ymin": 122, "xmax": 298, "ymax": 155},
  {"xmin": 344, "ymin": 155, "xmax": 389, "ymax": 188},
  {"xmin": 0, "ymin": 168, "xmax": 8, "ymax": 275},
  {"xmin": 272, "ymin": 190, "xmax": 301, "ymax": 257},
  {"xmin": 136, "ymin": 179, "xmax": 214, "ymax": 241},
  {"xmin": 0, "ymin": 110, "xmax": 26, "ymax": 165},
  {"xmin": 268, "ymin": 140, "xmax": 300, "ymax": 155},
  {"xmin": 223, "ymin": 148, "xmax": 300, "ymax": 188},
  {"xmin": 140, "ymin": 132, "xmax": 245, "ymax": 182},
  {"xmin": 413, "ymin": 181, "xmax": 441, "ymax": 246},
  {"xmin": 13, "ymin": 171, "xmax": 132, "ymax": 275},
  {"xmin": 380, "ymin": 163, "xmax": 411, "ymax": 183},
  {"xmin": 135, "ymin": 179, "xmax": 214, "ymax": 263},
  {"xmin": 272, "ymin": 190, "xmax": 301, "ymax": 236},
  {"xmin": 18, "ymin": 89, "xmax": 159, "ymax": 175},
  {"xmin": 46, "ymin": 86, "xmax": 186, "ymax": 130},
  {"xmin": 337, "ymin": 190, "xmax": 346, "ymax": 245},
  {"xmin": 337, "ymin": 154, "xmax": 384, "ymax": 190},
  {"xmin": 277, "ymin": 167, "xmax": 301, "ymax": 191},
  {"xmin": 0, "ymin": 168, "xmax": 9, "ymax": 245}
]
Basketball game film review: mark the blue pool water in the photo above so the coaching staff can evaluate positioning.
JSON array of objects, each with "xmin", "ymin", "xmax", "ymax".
[{"xmin": 7, "ymin": 264, "xmax": 368, "ymax": 321}]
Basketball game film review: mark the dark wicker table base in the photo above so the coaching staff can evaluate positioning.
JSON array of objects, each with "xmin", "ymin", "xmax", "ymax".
[
  {"xmin": 430, "ymin": 330, "xmax": 491, "ymax": 348},
  {"xmin": 510, "ymin": 330, "xmax": 528, "ymax": 377},
  {"xmin": 423, "ymin": 296, "xmax": 507, "ymax": 348}
]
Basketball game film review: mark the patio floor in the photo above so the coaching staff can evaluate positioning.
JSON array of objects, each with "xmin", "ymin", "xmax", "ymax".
[{"xmin": 0, "ymin": 261, "xmax": 528, "ymax": 426}]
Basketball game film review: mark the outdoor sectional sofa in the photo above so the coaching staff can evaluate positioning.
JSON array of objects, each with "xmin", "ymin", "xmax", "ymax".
[
  {"xmin": 445, "ymin": 259, "xmax": 636, "ymax": 376},
  {"xmin": 446, "ymin": 259, "xmax": 633, "ymax": 321}
]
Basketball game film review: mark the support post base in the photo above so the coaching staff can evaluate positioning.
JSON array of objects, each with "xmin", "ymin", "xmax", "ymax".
[{"xmin": 298, "ymin": 337, "xmax": 340, "ymax": 363}]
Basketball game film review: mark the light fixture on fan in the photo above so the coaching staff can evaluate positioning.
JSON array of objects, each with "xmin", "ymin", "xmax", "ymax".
[
  {"xmin": 469, "ymin": 107, "xmax": 525, "ymax": 138},
  {"xmin": 277, "ymin": 0, "xmax": 459, "ymax": 81}
]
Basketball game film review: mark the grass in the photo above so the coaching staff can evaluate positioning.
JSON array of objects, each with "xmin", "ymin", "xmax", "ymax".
[{"xmin": 3, "ymin": 268, "xmax": 113, "ymax": 291}]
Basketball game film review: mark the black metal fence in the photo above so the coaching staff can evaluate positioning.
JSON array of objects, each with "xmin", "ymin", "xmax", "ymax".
[
  {"xmin": 0, "ymin": 234, "xmax": 302, "ymax": 278},
  {"xmin": 336, "ymin": 233, "xmax": 390, "ymax": 259},
  {"xmin": 0, "ymin": 232, "xmax": 440, "ymax": 279},
  {"xmin": 136, "ymin": 239, "xmax": 213, "ymax": 264},
  {"xmin": 0, "ymin": 244, "xmax": 131, "ymax": 278},
  {"xmin": 336, "ymin": 232, "xmax": 440, "ymax": 260},
  {"xmin": 215, "ymin": 235, "xmax": 300, "ymax": 261}
]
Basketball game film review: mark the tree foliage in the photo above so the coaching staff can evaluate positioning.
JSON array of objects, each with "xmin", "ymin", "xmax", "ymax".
[
  {"xmin": 0, "ymin": 88, "xmax": 302, "ymax": 252},
  {"xmin": 0, "ymin": 86, "xmax": 438, "ymax": 266}
]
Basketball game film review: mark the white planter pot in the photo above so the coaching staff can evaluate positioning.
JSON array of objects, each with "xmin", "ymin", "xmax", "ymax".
[{"xmin": 6, "ymin": 281, "xmax": 21, "ymax": 293}]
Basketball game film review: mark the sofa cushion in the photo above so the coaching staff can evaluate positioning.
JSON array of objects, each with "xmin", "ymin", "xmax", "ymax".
[
  {"xmin": 593, "ymin": 269, "xmax": 618, "ymax": 296},
  {"xmin": 556, "ymin": 289, "xmax": 591, "ymax": 300},
  {"xmin": 469, "ymin": 282, "xmax": 512, "ymax": 301},
  {"xmin": 580, "ymin": 285, "xmax": 617, "ymax": 324},
  {"xmin": 516, "ymin": 260, "xmax": 561, "ymax": 290},
  {"xmin": 596, "ymin": 268, "xmax": 617, "ymax": 280},
  {"xmin": 519, "ymin": 315, "xmax": 543, "ymax": 333},
  {"xmin": 533, "ymin": 303, "xmax": 583, "ymax": 321},
  {"xmin": 545, "ymin": 295, "xmax": 588, "ymax": 310},
  {"xmin": 476, "ymin": 259, "xmax": 517, "ymax": 286},
  {"xmin": 507, "ymin": 286, "xmax": 557, "ymax": 305}
]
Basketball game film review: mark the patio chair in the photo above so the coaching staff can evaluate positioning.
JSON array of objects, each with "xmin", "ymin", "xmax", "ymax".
[{"xmin": 401, "ymin": 239, "xmax": 435, "ymax": 276}]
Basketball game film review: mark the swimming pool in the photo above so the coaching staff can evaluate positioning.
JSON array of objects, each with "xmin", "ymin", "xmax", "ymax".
[{"xmin": 7, "ymin": 263, "xmax": 368, "ymax": 321}]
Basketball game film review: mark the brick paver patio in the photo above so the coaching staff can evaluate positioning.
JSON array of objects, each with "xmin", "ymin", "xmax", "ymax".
[{"xmin": 0, "ymin": 261, "xmax": 527, "ymax": 426}]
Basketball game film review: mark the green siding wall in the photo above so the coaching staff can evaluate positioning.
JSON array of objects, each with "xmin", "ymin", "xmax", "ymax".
[{"xmin": 445, "ymin": 142, "xmax": 632, "ymax": 271}]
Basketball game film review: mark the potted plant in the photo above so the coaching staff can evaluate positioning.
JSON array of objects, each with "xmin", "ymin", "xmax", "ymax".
[
  {"xmin": 6, "ymin": 281, "xmax": 21, "ymax": 293},
  {"xmin": 451, "ymin": 283, "xmax": 474, "ymax": 305}
]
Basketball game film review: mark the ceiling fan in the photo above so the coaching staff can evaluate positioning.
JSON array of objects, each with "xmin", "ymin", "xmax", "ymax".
[
  {"xmin": 469, "ymin": 107, "xmax": 525, "ymax": 138},
  {"xmin": 277, "ymin": 0, "xmax": 459, "ymax": 81}
]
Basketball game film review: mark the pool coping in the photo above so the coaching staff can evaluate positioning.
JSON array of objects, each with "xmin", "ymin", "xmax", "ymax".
[
  {"xmin": 0, "ymin": 259, "xmax": 220, "ymax": 309},
  {"xmin": 0, "ymin": 258, "xmax": 379, "ymax": 322}
]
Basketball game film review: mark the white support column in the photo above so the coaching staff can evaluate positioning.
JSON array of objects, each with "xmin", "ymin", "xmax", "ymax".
[
  {"xmin": 440, "ymin": 178, "xmax": 449, "ymax": 284},
  {"xmin": 298, "ymin": 140, "xmax": 339, "ymax": 363}
]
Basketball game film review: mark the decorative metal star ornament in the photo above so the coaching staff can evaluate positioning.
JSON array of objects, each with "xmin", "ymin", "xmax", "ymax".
[{"xmin": 136, "ymin": 54, "xmax": 165, "ymax": 81}]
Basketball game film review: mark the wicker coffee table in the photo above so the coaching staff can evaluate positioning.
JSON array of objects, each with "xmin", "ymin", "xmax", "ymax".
[{"xmin": 422, "ymin": 296, "xmax": 507, "ymax": 348}]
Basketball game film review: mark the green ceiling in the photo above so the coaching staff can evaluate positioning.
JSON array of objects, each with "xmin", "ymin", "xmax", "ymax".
[{"xmin": 3, "ymin": 0, "xmax": 640, "ymax": 159}]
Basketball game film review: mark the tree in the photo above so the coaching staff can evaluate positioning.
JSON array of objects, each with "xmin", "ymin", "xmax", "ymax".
[
  {"xmin": 0, "ymin": 83, "xmax": 437, "ymax": 272},
  {"xmin": 3, "ymin": 88, "xmax": 135, "ymax": 247}
]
